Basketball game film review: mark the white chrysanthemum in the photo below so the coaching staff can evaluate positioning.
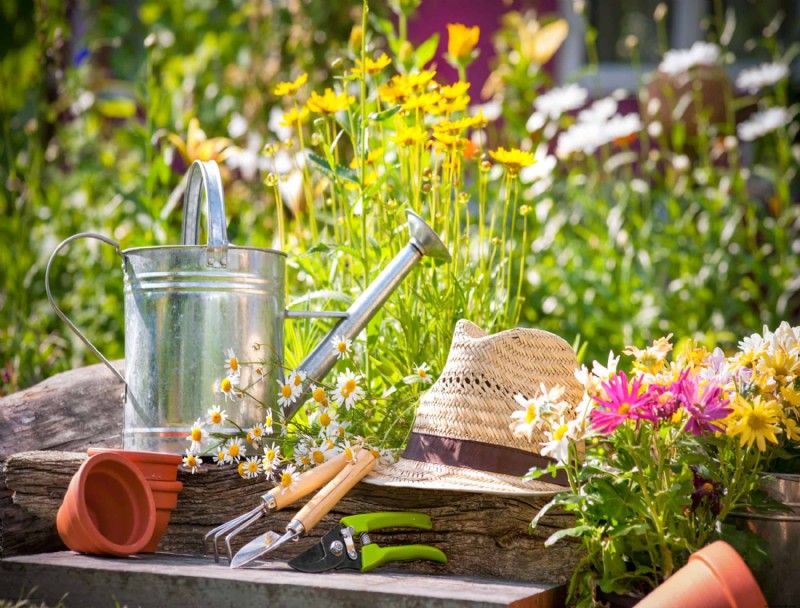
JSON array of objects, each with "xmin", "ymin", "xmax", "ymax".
[
  {"xmin": 262, "ymin": 441, "xmax": 281, "ymax": 473},
  {"xmin": 331, "ymin": 335, "xmax": 352, "ymax": 360},
  {"xmin": 737, "ymin": 107, "xmax": 792, "ymax": 141},
  {"xmin": 223, "ymin": 348, "xmax": 240, "ymax": 375},
  {"xmin": 224, "ymin": 437, "xmax": 245, "ymax": 463},
  {"xmin": 207, "ymin": 404, "xmax": 226, "ymax": 428},
  {"xmin": 278, "ymin": 463, "xmax": 301, "ymax": 494},
  {"xmin": 533, "ymin": 83, "xmax": 589, "ymax": 120},
  {"xmin": 735, "ymin": 63, "xmax": 789, "ymax": 93},
  {"xmin": 243, "ymin": 456, "xmax": 262, "ymax": 479},
  {"xmin": 540, "ymin": 419, "xmax": 575, "ymax": 465},
  {"xmin": 332, "ymin": 369, "xmax": 365, "ymax": 410},
  {"xmin": 276, "ymin": 377, "xmax": 302, "ymax": 407},
  {"xmin": 185, "ymin": 418, "xmax": 208, "ymax": 453},
  {"xmin": 182, "ymin": 449, "xmax": 202, "ymax": 474},
  {"xmin": 658, "ymin": 41, "xmax": 720, "ymax": 75}
]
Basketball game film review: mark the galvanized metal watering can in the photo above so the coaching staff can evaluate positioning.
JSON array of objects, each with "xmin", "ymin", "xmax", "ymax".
[{"xmin": 46, "ymin": 160, "xmax": 450, "ymax": 453}]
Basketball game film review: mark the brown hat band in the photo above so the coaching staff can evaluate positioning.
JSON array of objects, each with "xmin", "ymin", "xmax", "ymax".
[{"xmin": 402, "ymin": 432, "xmax": 570, "ymax": 487}]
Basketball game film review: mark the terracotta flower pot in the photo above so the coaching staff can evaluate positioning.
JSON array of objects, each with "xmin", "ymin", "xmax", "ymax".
[
  {"xmin": 87, "ymin": 448, "xmax": 182, "ymax": 481},
  {"xmin": 140, "ymin": 479, "xmax": 183, "ymax": 553},
  {"xmin": 636, "ymin": 541, "xmax": 767, "ymax": 608},
  {"xmin": 56, "ymin": 452, "xmax": 156, "ymax": 557}
]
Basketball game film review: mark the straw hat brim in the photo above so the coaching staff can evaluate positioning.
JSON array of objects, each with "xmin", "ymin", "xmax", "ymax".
[{"xmin": 364, "ymin": 457, "xmax": 566, "ymax": 496}]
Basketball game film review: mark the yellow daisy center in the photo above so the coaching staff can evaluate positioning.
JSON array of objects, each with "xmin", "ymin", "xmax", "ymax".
[
  {"xmin": 191, "ymin": 428, "xmax": 203, "ymax": 441},
  {"xmin": 281, "ymin": 472, "xmax": 293, "ymax": 487},
  {"xmin": 525, "ymin": 406, "xmax": 537, "ymax": 424},
  {"xmin": 319, "ymin": 412, "xmax": 331, "ymax": 426},
  {"xmin": 313, "ymin": 450, "xmax": 325, "ymax": 464},
  {"xmin": 221, "ymin": 378, "xmax": 232, "ymax": 393},
  {"xmin": 228, "ymin": 444, "xmax": 240, "ymax": 457},
  {"xmin": 554, "ymin": 424, "xmax": 569, "ymax": 442},
  {"xmin": 313, "ymin": 387, "xmax": 326, "ymax": 403},
  {"xmin": 281, "ymin": 384, "xmax": 293, "ymax": 398},
  {"xmin": 229, "ymin": 358, "xmax": 239, "ymax": 372}
]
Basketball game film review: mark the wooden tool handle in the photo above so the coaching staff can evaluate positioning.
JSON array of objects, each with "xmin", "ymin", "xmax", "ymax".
[
  {"xmin": 268, "ymin": 452, "xmax": 350, "ymax": 511},
  {"xmin": 293, "ymin": 449, "xmax": 376, "ymax": 532}
]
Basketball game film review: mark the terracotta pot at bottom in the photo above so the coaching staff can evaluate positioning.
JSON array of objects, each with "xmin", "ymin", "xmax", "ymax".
[
  {"xmin": 636, "ymin": 541, "xmax": 767, "ymax": 608},
  {"xmin": 140, "ymin": 479, "xmax": 183, "ymax": 553},
  {"xmin": 56, "ymin": 452, "xmax": 156, "ymax": 556}
]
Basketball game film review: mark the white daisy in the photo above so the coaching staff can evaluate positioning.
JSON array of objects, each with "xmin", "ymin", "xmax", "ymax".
[
  {"xmin": 658, "ymin": 41, "xmax": 720, "ymax": 75},
  {"xmin": 223, "ymin": 348, "xmax": 240, "ymax": 375},
  {"xmin": 533, "ymin": 83, "xmax": 588, "ymax": 120},
  {"xmin": 331, "ymin": 335, "xmax": 352, "ymax": 360},
  {"xmin": 182, "ymin": 449, "xmax": 202, "ymax": 474},
  {"xmin": 310, "ymin": 384, "xmax": 329, "ymax": 408},
  {"xmin": 278, "ymin": 463, "xmax": 301, "ymax": 494},
  {"xmin": 276, "ymin": 377, "xmax": 302, "ymax": 408},
  {"xmin": 212, "ymin": 448, "xmax": 228, "ymax": 466},
  {"xmin": 287, "ymin": 368, "xmax": 308, "ymax": 389},
  {"xmin": 186, "ymin": 418, "xmax": 208, "ymax": 453},
  {"xmin": 224, "ymin": 437, "xmax": 245, "ymax": 463},
  {"xmin": 540, "ymin": 419, "xmax": 575, "ymax": 465},
  {"xmin": 737, "ymin": 107, "xmax": 792, "ymax": 141},
  {"xmin": 332, "ymin": 369, "xmax": 365, "ymax": 410},
  {"xmin": 207, "ymin": 404, "xmax": 226, "ymax": 428},
  {"xmin": 308, "ymin": 439, "xmax": 336, "ymax": 465},
  {"xmin": 243, "ymin": 456, "xmax": 262, "ymax": 479},
  {"xmin": 262, "ymin": 441, "xmax": 281, "ymax": 474},
  {"xmin": 736, "ymin": 62, "xmax": 789, "ymax": 93}
]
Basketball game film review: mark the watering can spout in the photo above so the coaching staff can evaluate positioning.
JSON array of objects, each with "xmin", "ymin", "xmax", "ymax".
[{"xmin": 288, "ymin": 209, "xmax": 450, "ymax": 420}]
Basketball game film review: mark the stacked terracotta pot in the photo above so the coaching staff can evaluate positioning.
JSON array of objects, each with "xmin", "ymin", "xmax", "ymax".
[{"xmin": 57, "ymin": 449, "xmax": 183, "ymax": 556}]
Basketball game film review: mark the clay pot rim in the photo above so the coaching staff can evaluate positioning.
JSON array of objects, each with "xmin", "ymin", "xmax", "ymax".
[
  {"xmin": 73, "ymin": 452, "xmax": 156, "ymax": 555},
  {"xmin": 147, "ymin": 480, "xmax": 184, "ymax": 492},
  {"xmin": 88, "ymin": 448, "xmax": 183, "ymax": 465}
]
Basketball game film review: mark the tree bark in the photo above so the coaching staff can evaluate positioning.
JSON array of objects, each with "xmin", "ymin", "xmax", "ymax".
[
  {"xmin": 1, "ymin": 451, "xmax": 580, "ymax": 583},
  {"xmin": 0, "ymin": 361, "xmax": 125, "ymax": 458}
]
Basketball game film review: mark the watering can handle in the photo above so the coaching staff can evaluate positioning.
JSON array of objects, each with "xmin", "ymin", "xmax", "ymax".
[
  {"xmin": 180, "ymin": 160, "xmax": 229, "ymax": 268},
  {"xmin": 45, "ymin": 232, "xmax": 127, "ymax": 385}
]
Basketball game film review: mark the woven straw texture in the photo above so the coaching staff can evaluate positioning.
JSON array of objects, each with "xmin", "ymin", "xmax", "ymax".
[{"xmin": 365, "ymin": 319, "xmax": 583, "ymax": 495}]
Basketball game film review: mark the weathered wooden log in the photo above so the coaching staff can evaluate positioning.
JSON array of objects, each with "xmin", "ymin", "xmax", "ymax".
[
  {"xmin": 0, "ymin": 361, "xmax": 125, "ymax": 458},
  {"xmin": 1, "ymin": 451, "xmax": 580, "ymax": 583}
]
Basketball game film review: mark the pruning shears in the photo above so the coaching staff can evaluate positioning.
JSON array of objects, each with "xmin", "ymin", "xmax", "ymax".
[{"xmin": 287, "ymin": 512, "xmax": 447, "ymax": 573}]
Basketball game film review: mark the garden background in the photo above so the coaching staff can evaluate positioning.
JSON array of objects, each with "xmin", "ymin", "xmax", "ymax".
[{"xmin": 1, "ymin": 0, "xmax": 798, "ymax": 402}]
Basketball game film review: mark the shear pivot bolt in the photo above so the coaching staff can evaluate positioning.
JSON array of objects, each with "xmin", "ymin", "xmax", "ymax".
[{"xmin": 329, "ymin": 540, "xmax": 344, "ymax": 556}]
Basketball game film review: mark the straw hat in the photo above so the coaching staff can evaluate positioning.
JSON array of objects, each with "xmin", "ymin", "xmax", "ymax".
[{"xmin": 365, "ymin": 319, "xmax": 583, "ymax": 495}]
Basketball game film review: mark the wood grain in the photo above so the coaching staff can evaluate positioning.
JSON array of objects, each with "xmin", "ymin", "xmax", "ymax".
[{"xmin": 0, "ymin": 450, "xmax": 580, "ymax": 583}]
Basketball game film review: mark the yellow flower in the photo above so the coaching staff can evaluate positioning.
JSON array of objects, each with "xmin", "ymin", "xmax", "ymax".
[
  {"xmin": 166, "ymin": 118, "xmax": 233, "ymax": 165},
  {"xmin": 273, "ymin": 73, "xmax": 308, "ymax": 97},
  {"xmin": 392, "ymin": 126, "xmax": 428, "ymax": 147},
  {"xmin": 402, "ymin": 91, "xmax": 441, "ymax": 113},
  {"xmin": 439, "ymin": 81, "xmax": 470, "ymax": 100},
  {"xmin": 306, "ymin": 88, "xmax": 355, "ymax": 115},
  {"xmin": 489, "ymin": 147, "xmax": 536, "ymax": 175},
  {"xmin": 280, "ymin": 107, "xmax": 309, "ymax": 129},
  {"xmin": 727, "ymin": 395, "xmax": 783, "ymax": 452},
  {"xmin": 351, "ymin": 53, "xmax": 392, "ymax": 77},
  {"xmin": 447, "ymin": 23, "xmax": 480, "ymax": 62}
]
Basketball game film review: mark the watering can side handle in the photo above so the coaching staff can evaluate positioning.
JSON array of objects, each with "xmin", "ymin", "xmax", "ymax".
[
  {"xmin": 180, "ymin": 160, "xmax": 229, "ymax": 268},
  {"xmin": 45, "ymin": 232, "xmax": 127, "ymax": 385}
]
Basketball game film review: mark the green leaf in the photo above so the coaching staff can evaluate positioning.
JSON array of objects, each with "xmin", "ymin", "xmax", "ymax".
[
  {"xmin": 414, "ymin": 33, "xmax": 439, "ymax": 69},
  {"xmin": 368, "ymin": 105, "xmax": 402, "ymax": 122},
  {"xmin": 307, "ymin": 153, "xmax": 359, "ymax": 184},
  {"xmin": 544, "ymin": 525, "xmax": 593, "ymax": 547}
]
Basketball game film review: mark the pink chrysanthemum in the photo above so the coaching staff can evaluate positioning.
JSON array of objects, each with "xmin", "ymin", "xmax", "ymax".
[
  {"xmin": 590, "ymin": 372, "xmax": 653, "ymax": 434},
  {"xmin": 674, "ymin": 370, "xmax": 730, "ymax": 435}
]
